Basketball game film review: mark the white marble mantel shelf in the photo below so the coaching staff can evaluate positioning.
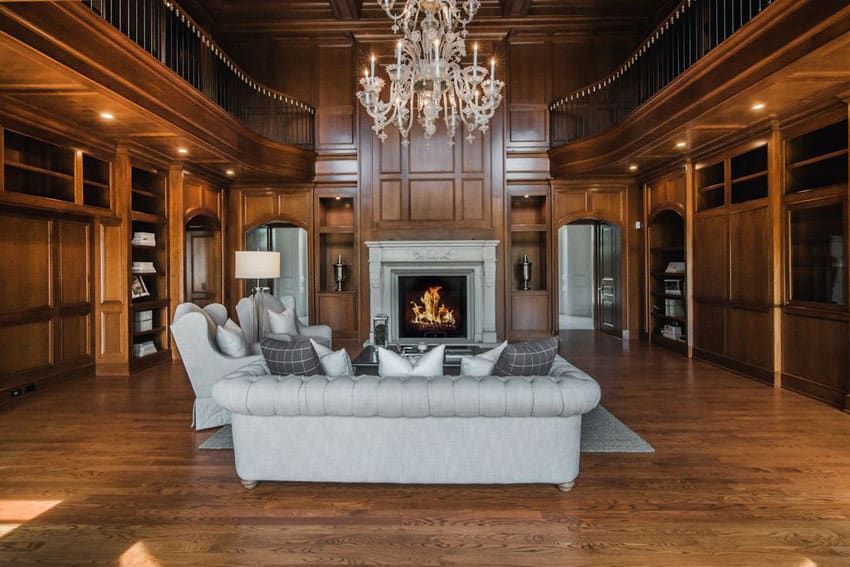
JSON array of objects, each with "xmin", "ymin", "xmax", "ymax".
[{"xmin": 366, "ymin": 240, "xmax": 499, "ymax": 344}]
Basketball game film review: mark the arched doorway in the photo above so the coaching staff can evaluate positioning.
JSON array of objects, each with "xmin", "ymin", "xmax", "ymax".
[
  {"xmin": 557, "ymin": 220, "xmax": 622, "ymax": 336},
  {"xmin": 245, "ymin": 222, "xmax": 310, "ymax": 322},
  {"xmin": 184, "ymin": 214, "xmax": 221, "ymax": 307}
]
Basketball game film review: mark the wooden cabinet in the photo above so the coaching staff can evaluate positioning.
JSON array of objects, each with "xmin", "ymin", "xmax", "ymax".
[
  {"xmin": 0, "ymin": 126, "xmax": 109, "ymax": 396},
  {"xmin": 781, "ymin": 116, "xmax": 849, "ymax": 409},
  {"xmin": 692, "ymin": 140, "xmax": 774, "ymax": 383},
  {"xmin": 0, "ymin": 211, "xmax": 94, "ymax": 399},
  {"xmin": 507, "ymin": 189, "xmax": 551, "ymax": 339},
  {"xmin": 314, "ymin": 188, "xmax": 359, "ymax": 350},
  {"xmin": 129, "ymin": 166, "xmax": 170, "ymax": 370}
]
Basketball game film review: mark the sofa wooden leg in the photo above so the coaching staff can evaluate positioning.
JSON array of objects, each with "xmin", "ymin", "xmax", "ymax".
[
  {"xmin": 241, "ymin": 479, "xmax": 258, "ymax": 490},
  {"xmin": 557, "ymin": 481, "xmax": 575, "ymax": 492}
]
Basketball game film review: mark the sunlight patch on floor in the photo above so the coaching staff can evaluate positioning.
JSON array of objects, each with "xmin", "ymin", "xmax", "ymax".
[
  {"xmin": 120, "ymin": 541, "xmax": 162, "ymax": 567},
  {"xmin": 0, "ymin": 499, "xmax": 63, "ymax": 538}
]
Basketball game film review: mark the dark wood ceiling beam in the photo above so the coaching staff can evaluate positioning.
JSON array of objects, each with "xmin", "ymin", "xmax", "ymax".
[
  {"xmin": 329, "ymin": 0, "xmax": 362, "ymax": 20},
  {"xmin": 501, "ymin": 0, "xmax": 532, "ymax": 18}
]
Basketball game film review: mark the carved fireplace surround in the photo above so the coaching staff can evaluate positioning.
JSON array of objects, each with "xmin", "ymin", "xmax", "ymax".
[{"xmin": 366, "ymin": 240, "xmax": 499, "ymax": 344}]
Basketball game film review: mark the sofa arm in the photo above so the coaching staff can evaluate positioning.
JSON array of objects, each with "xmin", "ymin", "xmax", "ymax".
[{"xmin": 298, "ymin": 324, "xmax": 332, "ymax": 348}]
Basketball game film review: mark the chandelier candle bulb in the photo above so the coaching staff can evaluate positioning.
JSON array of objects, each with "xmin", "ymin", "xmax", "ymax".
[
  {"xmin": 370, "ymin": 55, "xmax": 375, "ymax": 77},
  {"xmin": 473, "ymin": 43, "xmax": 478, "ymax": 80}
]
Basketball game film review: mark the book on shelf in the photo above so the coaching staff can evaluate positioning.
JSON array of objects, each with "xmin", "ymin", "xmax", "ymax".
[
  {"xmin": 661, "ymin": 324, "xmax": 684, "ymax": 341},
  {"xmin": 664, "ymin": 261, "xmax": 685, "ymax": 274},
  {"xmin": 133, "ymin": 310, "xmax": 153, "ymax": 332},
  {"xmin": 131, "ymin": 261, "xmax": 157, "ymax": 274},
  {"xmin": 132, "ymin": 340, "xmax": 158, "ymax": 358},
  {"xmin": 132, "ymin": 232, "xmax": 156, "ymax": 246}
]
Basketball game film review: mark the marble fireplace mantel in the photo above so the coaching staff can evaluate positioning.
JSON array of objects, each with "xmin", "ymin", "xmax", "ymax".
[{"xmin": 366, "ymin": 240, "xmax": 499, "ymax": 344}]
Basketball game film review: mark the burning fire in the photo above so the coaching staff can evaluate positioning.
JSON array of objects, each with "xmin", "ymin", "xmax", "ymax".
[{"xmin": 409, "ymin": 286, "xmax": 457, "ymax": 329}]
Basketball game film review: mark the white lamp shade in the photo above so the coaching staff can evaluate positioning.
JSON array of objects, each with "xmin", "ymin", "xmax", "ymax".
[{"xmin": 235, "ymin": 251, "xmax": 281, "ymax": 279}]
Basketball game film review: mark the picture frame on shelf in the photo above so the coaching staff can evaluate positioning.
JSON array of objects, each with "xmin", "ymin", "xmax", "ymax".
[{"xmin": 131, "ymin": 275, "xmax": 150, "ymax": 299}]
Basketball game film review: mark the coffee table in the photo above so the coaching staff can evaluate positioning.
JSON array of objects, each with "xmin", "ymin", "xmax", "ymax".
[{"xmin": 351, "ymin": 345, "xmax": 480, "ymax": 376}]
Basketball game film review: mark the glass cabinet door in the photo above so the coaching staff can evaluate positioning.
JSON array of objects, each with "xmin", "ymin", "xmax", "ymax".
[{"xmin": 788, "ymin": 200, "xmax": 846, "ymax": 306}]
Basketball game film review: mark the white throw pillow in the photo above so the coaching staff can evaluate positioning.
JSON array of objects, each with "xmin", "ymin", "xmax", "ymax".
[
  {"xmin": 460, "ymin": 341, "xmax": 508, "ymax": 376},
  {"xmin": 377, "ymin": 345, "xmax": 445, "ymax": 377},
  {"xmin": 268, "ymin": 308, "xmax": 298, "ymax": 336},
  {"xmin": 216, "ymin": 319, "xmax": 249, "ymax": 357},
  {"xmin": 309, "ymin": 338, "xmax": 354, "ymax": 377}
]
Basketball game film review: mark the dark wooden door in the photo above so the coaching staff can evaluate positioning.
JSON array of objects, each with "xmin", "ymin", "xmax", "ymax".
[
  {"xmin": 595, "ymin": 222, "xmax": 622, "ymax": 336},
  {"xmin": 184, "ymin": 229, "xmax": 220, "ymax": 306}
]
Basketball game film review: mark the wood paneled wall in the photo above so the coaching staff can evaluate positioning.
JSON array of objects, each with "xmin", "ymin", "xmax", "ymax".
[
  {"xmin": 213, "ymin": 30, "xmax": 638, "ymax": 343},
  {"xmin": 643, "ymin": 105, "xmax": 849, "ymax": 411},
  {"xmin": 551, "ymin": 178, "xmax": 642, "ymax": 338},
  {"xmin": 0, "ymin": 209, "xmax": 94, "ymax": 396},
  {"xmin": 168, "ymin": 172, "xmax": 225, "ymax": 344},
  {"xmin": 225, "ymin": 184, "xmax": 314, "ymax": 315}
]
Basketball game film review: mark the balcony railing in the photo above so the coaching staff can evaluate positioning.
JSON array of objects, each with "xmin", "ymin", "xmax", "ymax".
[
  {"xmin": 81, "ymin": 0, "xmax": 315, "ymax": 150},
  {"xmin": 550, "ymin": 0, "xmax": 776, "ymax": 147}
]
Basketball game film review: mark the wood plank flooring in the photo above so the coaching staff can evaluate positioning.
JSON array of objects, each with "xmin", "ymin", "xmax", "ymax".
[{"xmin": 1, "ymin": 331, "xmax": 850, "ymax": 566}]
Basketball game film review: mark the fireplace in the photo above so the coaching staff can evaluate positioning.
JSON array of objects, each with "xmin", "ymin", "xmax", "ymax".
[
  {"xmin": 367, "ymin": 240, "xmax": 498, "ymax": 345},
  {"xmin": 398, "ymin": 275, "xmax": 468, "ymax": 340}
]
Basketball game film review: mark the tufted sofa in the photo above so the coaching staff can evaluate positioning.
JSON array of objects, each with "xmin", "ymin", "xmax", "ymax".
[{"xmin": 212, "ymin": 355, "xmax": 601, "ymax": 491}]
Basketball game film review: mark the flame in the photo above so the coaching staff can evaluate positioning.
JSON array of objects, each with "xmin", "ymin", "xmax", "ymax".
[{"xmin": 409, "ymin": 286, "xmax": 456, "ymax": 328}]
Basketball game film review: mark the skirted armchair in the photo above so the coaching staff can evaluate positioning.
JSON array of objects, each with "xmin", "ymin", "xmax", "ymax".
[
  {"xmin": 170, "ymin": 303, "xmax": 265, "ymax": 430},
  {"xmin": 235, "ymin": 294, "xmax": 332, "ymax": 348}
]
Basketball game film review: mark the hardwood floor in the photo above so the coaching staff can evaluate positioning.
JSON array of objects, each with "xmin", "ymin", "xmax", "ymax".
[{"xmin": 2, "ymin": 331, "xmax": 849, "ymax": 566}]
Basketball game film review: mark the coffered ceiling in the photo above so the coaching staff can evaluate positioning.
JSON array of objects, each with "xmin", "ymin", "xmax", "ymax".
[{"xmin": 180, "ymin": 0, "xmax": 680, "ymax": 38}]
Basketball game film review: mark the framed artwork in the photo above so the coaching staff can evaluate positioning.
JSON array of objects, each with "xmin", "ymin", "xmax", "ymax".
[{"xmin": 131, "ymin": 275, "xmax": 150, "ymax": 299}]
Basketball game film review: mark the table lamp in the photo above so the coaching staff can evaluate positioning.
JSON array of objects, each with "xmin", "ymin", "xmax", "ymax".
[{"xmin": 235, "ymin": 250, "xmax": 281, "ymax": 343}]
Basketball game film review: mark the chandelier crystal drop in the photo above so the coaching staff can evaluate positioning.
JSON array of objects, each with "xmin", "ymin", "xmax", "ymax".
[{"xmin": 357, "ymin": 0, "xmax": 505, "ymax": 145}]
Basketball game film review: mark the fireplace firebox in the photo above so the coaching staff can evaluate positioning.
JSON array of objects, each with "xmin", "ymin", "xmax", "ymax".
[{"xmin": 397, "ymin": 275, "xmax": 468, "ymax": 340}]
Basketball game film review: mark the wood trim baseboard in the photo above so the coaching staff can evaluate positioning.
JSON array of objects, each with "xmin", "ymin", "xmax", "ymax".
[{"xmin": 693, "ymin": 348, "xmax": 774, "ymax": 385}]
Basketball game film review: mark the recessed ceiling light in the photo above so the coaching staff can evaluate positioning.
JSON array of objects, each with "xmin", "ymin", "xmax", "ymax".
[
  {"xmin": 335, "ymin": 196, "xmax": 342, "ymax": 200},
  {"xmin": 523, "ymin": 194, "xmax": 530, "ymax": 198},
  {"xmin": 628, "ymin": 164, "xmax": 639, "ymax": 172},
  {"xmin": 225, "ymin": 168, "xmax": 235, "ymax": 176},
  {"xmin": 99, "ymin": 112, "xmax": 115, "ymax": 120},
  {"xmin": 675, "ymin": 141, "xmax": 687, "ymax": 149},
  {"xmin": 177, "ymin": 147, "xmax": 188, "ymax": 155},
  {"xmin": 751, "ymin": 102, "xmax": 766, "ymax": 111}
]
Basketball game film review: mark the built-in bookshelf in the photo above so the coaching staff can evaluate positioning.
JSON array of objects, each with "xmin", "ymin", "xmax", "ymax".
[
  {"xmin": 508, "ymin": 189, "xmax": 551, "ymax": 340},
  {"xmin": 697, "ymin": 161, "xmax": 724, "ymax": 211},
  {"xmin": 697, "ymin": 144, "xmax": 769, "ymax": 210},
  {"xmin": 786, "ymin": 119, "xmax": 848, "ymax": 194},
  {"xmin": 315, "ymin": 188, "xmax": 358, "ymax": 349},
  {"xmin": 730, "ymin": 145, "xmax": 768, "ymax": 203},
  {"xmin": 129, "ymin": 165, "xmax": 170, "ymax": 370},
  {"xmin": 648, "ymin": 210, "xmax": 687, "ymax": 352},
  {"xmin": 2, "ymin": 128, "xmax": 112, "ymax": 212}
]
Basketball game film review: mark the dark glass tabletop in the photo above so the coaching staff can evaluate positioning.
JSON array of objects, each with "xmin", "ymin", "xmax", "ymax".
[{"xmin": 351, "ymin": 345, "xmax": 480, "ymax": 376}]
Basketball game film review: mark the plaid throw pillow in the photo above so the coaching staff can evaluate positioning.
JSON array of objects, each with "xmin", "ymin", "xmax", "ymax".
[
  {"xmin": 492, "ymin": 337, "xmax": 559, "ymax": 377},
  {"xmin": 260, "ymin": 337, "xmax": 321, "ymax": 376}
]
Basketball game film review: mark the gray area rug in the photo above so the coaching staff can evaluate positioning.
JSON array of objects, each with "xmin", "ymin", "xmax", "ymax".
[{"xmin": 200, "ymin": 405, "xmax": 653, "ymax": 453}]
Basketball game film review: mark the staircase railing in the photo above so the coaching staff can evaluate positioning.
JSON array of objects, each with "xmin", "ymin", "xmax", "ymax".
[
  {"xmin": 549, "ymin": 0, "xmax": 776, "ymax": 147},
  {"xmin": 81, "ymin": 0, "xmax": 315, "ymax": 150}
]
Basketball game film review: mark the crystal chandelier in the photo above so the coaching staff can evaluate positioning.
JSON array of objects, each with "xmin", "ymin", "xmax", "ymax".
[{"xmin": 357, "ymin": 0, "xmax": 504, "ymax": 145}]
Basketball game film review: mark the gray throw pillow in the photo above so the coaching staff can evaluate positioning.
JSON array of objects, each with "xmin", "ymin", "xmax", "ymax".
[
  {"xmin": 260, "ymin": 337, "xmax": 321, "ymax": 376},
  {"xmin": 492, "ymin": 337, "xmax": 559, "ymax": 376}
]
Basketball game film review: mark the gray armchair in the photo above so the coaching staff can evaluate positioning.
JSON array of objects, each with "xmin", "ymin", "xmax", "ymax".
[
  {"xmin": 236, "ymin": 294, "xmax": 332, "ymax": 348},
  {"xmin": 170, "ymin": 303, "xmax": 265, "ymax": 430}
]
